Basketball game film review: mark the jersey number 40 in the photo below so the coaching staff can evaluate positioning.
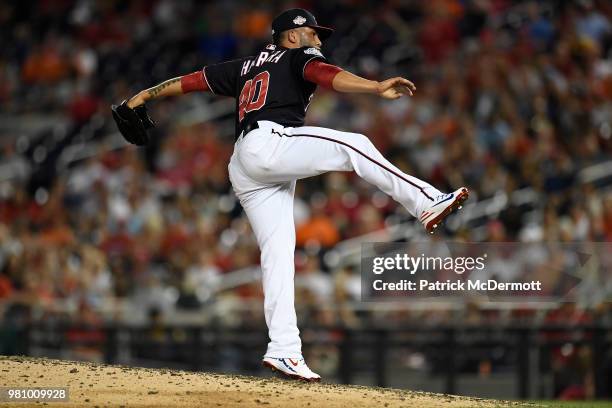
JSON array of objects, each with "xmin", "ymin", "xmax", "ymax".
[{"xmin": 238, "ymin": 71, "xmax": 270, "ymax": 122}]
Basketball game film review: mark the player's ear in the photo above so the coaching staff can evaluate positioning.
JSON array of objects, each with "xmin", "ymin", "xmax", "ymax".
[{"xmin": 287, "ymin": 29, "xmax": 298, "ymax": 45}]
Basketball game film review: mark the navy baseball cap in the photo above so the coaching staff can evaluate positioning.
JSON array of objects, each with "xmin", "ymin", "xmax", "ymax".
[{"xmin": 271, "ymin": 8, "xmax": 334, "ymax": 40}]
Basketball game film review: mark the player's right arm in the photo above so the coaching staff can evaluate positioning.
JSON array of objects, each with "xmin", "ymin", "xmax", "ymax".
[
  {"xmin": 333, "ymin": 70, "xmax": 416, "ymax": 99},
  {"xmin": 304, "ymin": 61, "xmax": 416, "ymax": 100},
  {"xmin": 126, "ymin": 71, "xmax": 209, "ymax": 108}
]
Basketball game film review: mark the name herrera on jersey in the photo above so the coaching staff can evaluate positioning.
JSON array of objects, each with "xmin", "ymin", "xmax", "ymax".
[
  {"xmin": 372, "ymin": 279, "xmax": 542, "ymax": 292},
  {"xmin": 241, "ymin": 50, "xmax": 287, "ymax": 76}
]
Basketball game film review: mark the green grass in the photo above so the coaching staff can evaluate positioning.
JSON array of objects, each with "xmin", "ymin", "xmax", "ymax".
[{"xmin": 528, "ymin": 401, "xmax": 612, "ymax": 408}]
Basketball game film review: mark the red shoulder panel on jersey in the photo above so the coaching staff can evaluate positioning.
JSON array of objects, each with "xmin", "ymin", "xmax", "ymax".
[
  {"xmin": 181, "ymin": 71, "xmax": 210, "ymax": 93},
  {"xmin": 304, "ymin": 60, "xmax": 342, "ymax": 89}
]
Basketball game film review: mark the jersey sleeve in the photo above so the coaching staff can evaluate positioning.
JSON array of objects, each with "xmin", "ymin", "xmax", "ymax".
[
  {"xmin": 290, "ymin": 47, "xmax": 327, "ymax": 80},
  {"xmin": 202, "ymin": 58, "xmax": 245, "ymax": 97}
]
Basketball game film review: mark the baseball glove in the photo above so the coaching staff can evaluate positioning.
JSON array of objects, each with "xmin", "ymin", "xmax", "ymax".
[{"xmin": 111, "ymin": 101, "xmax": 155, "ymax": 146}]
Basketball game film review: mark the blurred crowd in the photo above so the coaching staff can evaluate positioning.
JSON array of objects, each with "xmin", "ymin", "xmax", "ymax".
[{"xmin": 1, "ymin": 0, "xmax": 612, "ymax": 388}]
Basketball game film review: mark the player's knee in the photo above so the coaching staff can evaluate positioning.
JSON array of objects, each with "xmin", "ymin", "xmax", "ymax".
[{"xmin": 353, "ymin": 133, "xmax": 374, "ymax": 150}]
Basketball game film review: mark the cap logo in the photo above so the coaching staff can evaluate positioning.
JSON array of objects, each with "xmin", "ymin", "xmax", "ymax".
[{"xmin": 293, "ymin": 16, "xmax": 306, "ymax": 25}]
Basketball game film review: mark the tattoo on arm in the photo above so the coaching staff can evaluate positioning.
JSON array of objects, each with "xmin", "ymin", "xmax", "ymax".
[{"xmin": 147, "ymin": 77, "xmax": 181, "ymax": 98}]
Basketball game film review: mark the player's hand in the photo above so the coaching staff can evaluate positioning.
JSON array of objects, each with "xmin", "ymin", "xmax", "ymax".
[
  {"xmin": 376, "ymin": 77, "xmax": 416, "ymax": 99},
  {"xmin": 126, "ymin": 92, "xmax": 147, "ymax": 109}
]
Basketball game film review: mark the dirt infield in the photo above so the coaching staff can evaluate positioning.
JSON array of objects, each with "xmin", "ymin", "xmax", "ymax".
[{"xmin": 0, "ymin": 356, "xmax": 527, "ymax": 407}]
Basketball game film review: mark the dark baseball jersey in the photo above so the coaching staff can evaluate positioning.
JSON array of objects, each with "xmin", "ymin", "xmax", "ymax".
[{"xmin": 203, "ymin": 44, "xmax": 326, "ymax": 140}]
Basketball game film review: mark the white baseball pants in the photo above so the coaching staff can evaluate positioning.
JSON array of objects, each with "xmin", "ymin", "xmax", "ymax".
[{"xmin": 228, "ymin": 120, "xmax": 440, "ymax": 358}]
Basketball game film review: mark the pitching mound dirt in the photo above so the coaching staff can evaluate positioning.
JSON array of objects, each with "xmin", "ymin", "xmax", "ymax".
[{"xmin": 0, "ymin": 356, "xmax": 527, "ymax": 407}]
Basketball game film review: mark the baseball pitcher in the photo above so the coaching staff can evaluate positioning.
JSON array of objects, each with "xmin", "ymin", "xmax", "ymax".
[{"xmin": 112, "ymin": 8, "xmax": 469, "ymax": 381}]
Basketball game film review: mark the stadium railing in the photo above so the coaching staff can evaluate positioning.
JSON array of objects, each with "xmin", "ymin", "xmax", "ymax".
[{"xmin": 3, "ymin": 321, "xmax": 610, "ymax": 399}]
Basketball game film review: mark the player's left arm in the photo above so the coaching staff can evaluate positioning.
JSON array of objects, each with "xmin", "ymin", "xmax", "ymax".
[
  {"xmin": 304, "ymin": 61, "xmax": 416, "ymax": 99},
  {"xmin": 112, "ymin": 61, "xmax": 240, "ymax": 146},
  {"xmin": 126, "ymin": 71, "xmax": 210, "ymax": 108}
]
